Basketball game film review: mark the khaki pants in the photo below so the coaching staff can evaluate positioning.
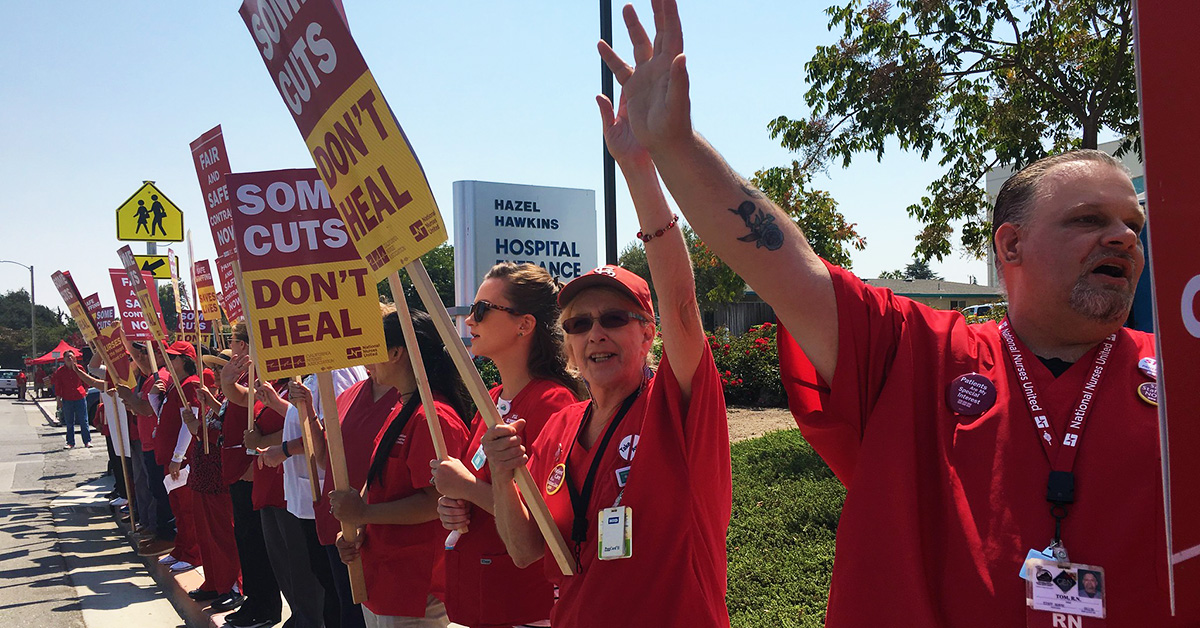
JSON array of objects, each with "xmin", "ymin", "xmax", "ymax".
[{"xmin": 361, "ymin": 595, "xmax": 449, "ymax": 628}]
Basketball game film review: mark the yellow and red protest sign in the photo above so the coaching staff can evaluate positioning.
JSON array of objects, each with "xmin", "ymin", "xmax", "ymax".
[
  {"xmin": 51, "ymin": 272, "xmax": 135, "ymax": 388},
  {"xmin": 118, "ymin": 245, "xmax": 168, "ymax": 341},
  {"xmin": 53, "ymin": 271, "xmax": 100, "ymax": 344},
  {"xmin": 195, "ymin": 260, "xmax": 221, "ymax": 321},
  {"xmin": 239, "ymin": 0, "xmax": 447, "ymax": 281},
  {"xmin": 178, "ymin": 310, "xmax": 213, "ymax": 346},
  {"xmin": 227, "ymin": 168, "xmax": 386, "ymax": 379}
]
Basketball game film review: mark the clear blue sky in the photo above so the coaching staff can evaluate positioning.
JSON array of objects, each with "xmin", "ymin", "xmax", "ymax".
[{"xmin": 0, "ymin": 1, "xmax": 988, "ymax": 313}]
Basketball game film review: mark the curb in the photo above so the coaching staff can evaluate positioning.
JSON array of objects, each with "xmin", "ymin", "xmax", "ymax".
[
  {"xmin": 30, "ymin": 397, "xmax": 61, "ymax": 427},
  {"xmin": 109, "ymin": 499, "xmax": 239, "ymax": 628}
]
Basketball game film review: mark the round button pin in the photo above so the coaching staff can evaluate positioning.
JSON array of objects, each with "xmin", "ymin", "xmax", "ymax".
[
  {"xmin": 496, "ymin": 398, "xmax": 512, "ymax": 416},
  {"xmin": 946, "ymin": 373, "xmax": 997, "ymax": 415},
  {"xmin": 1138, "ymin": 357, "xmax": 1157, "ymax": 380},
  {"xmin": 545, "ymin": 462, "xmax": 566, "ymax": 495},
  {"xmin": 1137, "ymin": 381, "xmax": 1158, "ymax": 406}
]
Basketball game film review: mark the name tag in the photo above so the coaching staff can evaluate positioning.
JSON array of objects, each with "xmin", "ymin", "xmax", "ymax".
[{"xmin": 598, "ymin": 506, "xmax": 632, "ymax": 560}]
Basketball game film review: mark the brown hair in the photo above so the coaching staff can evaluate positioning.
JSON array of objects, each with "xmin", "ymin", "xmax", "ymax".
[
  {"xmin": 485, "ymin": 262, "xmax": 588, "ymax": 401},
  {"xmin": 231, "ymin": 321, "xmax": 249, "ymax": 344},
  {"xmin": 991, "ymin": 149, "xmax": 1128, "ymax": 271}
]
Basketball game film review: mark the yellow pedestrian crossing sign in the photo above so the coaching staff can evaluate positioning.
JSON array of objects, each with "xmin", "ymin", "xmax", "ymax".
[{"xmin": 116, "ymin": 181, "xmax": 184, "ymax": 242}]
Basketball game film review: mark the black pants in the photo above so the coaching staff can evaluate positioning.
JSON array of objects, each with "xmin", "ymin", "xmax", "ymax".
[
  {"xmin": 230, "ymin": 480, "xmax": 282, "ymax": 619},
  {"xmin": 325, "ymin": 544, "xmax": 366, "ymax": 628},
  {"xmin": 105, "ymin": 434, "xmax": 127, "ymax": 500},
  {"xmin": 143, "ymin": 450, "xmax": 175, "ymax": 539}
]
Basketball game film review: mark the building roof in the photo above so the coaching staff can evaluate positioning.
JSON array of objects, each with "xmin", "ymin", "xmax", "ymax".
[{"xmin": 863, "ymin": 277, "xmax": 1004, "ymax": 299}]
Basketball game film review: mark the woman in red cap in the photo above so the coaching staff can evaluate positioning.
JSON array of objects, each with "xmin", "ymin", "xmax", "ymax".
[
  {"xmin": 154, "ymin": 340, "xmax": 204, "ymax": 572},
  {"xmin": 330, "ymin": 308, "xmax": 472, "ymax": 627},
  {"xmin": 431, "ymin": 262, "xmax": 587, "ymax": 628},
  {"xmin": 481, "ymin": 84, "xmax": 731, "ymax": 626}
]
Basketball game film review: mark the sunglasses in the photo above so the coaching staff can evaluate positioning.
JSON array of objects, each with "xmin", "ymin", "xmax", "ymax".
[
  {"xmin": 469, "ymin": 300, "xmax": 522, "ymax": 323},
  {"xmin": 561, "ymin": 310, "xmax": 648, "ymax": 335}
]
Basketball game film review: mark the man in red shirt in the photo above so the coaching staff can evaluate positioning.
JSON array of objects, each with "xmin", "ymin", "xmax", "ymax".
[
  {"xmin": 54, "ymin": 351, "xmax": 91, "ymax": 449},
  {"xmin": 600, "ymin": 2, "xmax": 1196, "ymax": 626},
  {"xmin": 17, "ymin": 370, "xmax": 27, "ymax": 400}
]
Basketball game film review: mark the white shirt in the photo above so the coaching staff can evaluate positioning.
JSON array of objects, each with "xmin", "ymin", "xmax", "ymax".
[{"xmin": 283, "ymin": 366, "xmax": 367, "ymax": 520}]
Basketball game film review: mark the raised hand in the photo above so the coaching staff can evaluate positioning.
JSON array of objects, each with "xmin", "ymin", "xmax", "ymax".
[{"xmin": 597, "ymin": 0, "xmax": 691, "ymax": 153}]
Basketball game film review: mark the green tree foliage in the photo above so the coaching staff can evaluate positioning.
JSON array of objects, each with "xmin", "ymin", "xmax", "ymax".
[
  {"xmin": 770, "ymin": 0, "xmax": 1136, "ymax": 260},
  {"xmin": 158, "ymin": 281, "xmax": 191, "ymax": 332},
  {"xmin": 0, "ymin": 289, "xmax": 78, "ymax": 367},
  {"xmin": 619, "ymin": 226, "xmax": 747, "ymax": 311},
  {"xmin": 377, "ymin": 243, "xmax": 456, "ymax": 310},
  {"xmin": 878, "ymin": 257, "xmax": 942, "ymax": 280},
  {"xmin": 751, "ymin": 162, "xmax": 866, "ymax": 268}
]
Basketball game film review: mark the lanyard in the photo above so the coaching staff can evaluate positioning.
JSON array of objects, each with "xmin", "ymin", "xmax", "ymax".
[
  {"xmin": 998, "ymin": 318, "xmax": 1117, "ymax": 554},
  {"xmin": 564, "ymin": 387, "xmax": 642, "ymax": 567}
]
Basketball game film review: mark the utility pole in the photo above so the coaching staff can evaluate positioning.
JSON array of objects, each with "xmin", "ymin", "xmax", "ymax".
[{"xmin": 601, "ymin": 0, "xmax": 617, "ymax": 264}]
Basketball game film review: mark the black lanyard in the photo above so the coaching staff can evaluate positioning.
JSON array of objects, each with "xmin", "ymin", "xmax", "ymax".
[{"xmin": 564, "ymin": 387, "xmax": 642, "ymax": 565}]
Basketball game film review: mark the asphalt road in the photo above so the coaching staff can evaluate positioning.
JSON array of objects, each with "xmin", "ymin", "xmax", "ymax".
[{"xmin": 0, "ymin": 396, "xmax": 180, "ymax": 628}]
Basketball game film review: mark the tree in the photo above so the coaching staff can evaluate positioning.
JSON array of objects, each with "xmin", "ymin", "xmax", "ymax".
[
  {"xmin": 619, "ymin": 226, "xmax": 748, "ymax": 312},
  {"xmin": 158, "ymin": 281, "xmax": 191, "ymax": 332},
  {"xmin": 0, "ymin": 289, "xmax": 77, "ymax": 368},
  {"xmin": 879, "ymin": 257, "xmax": 942, "ymax": 280},
  {"xmin": 770, "ymin": 0, "xmax": 1136, "ymax": 260},
  {"xmin": 751, "ymin": 161, "xmax": 866, "ymax": 268},
  {"xmin": 377, "ymin": 243, "xmax": 456, "ymax": 311}
]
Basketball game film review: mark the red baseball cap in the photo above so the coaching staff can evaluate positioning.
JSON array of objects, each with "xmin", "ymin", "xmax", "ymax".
[
  {"xmin": 164, "ymin": 340, "xmax": 197, "ymax": 363},
  {"xmin": 558, "ymin": 265, "xmax": 654, "ymax": 318}
]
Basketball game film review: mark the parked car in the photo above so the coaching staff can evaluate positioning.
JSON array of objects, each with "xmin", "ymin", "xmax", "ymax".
[
  {"xmin": 961, "ymin": 302, "xmax": 1006, "ymax": 319},
  {"xmin": 0, "ymin": 369, "xmax": 19, "ymax": 396}
]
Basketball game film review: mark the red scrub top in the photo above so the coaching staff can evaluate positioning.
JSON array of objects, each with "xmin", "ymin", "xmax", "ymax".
[
  {"xmin": 528, "ymin": 344, "xmax": 731, "ymax": 628},
  {"xmin": 315, "ymin": 379, "xmax": 400, "ymax": 546},
  {"xmin": 445, "ymin": 379, "xmax": 577, "ymax": 628},
  {"xmin": 136, "ymin": 373, "xmax": 159, "ymax": 449},
  {"xmin": 221, "ymin": 373, "xmax": 255, "ymax": 486},
  {"xmin": 778, "ymin": 260, "xmax": 1193, "ymax": 627},
  {"xmin": 252, "ymin": 395, "xmax": 287, "ymax": 510},
  {"xmin": 155, "ymin": 373, "xmax": 200, "ymax": 467},
  {"xmin": 360, "ymin": 396, "xmax": 470, "ymax": 618}
]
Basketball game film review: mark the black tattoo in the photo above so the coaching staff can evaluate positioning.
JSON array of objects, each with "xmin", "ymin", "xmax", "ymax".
[{"xmin": 729, "ymin": 201, "xmax": 784, "ymax": 250}]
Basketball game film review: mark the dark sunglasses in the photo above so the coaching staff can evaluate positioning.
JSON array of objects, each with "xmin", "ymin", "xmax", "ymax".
[
  {"xmin": 469, "ymin": 300, "xmax": 522, "ymax": 323},
  {"xmin": 561, "ymin": 310, "xmax": 648, "ymax": 335}
]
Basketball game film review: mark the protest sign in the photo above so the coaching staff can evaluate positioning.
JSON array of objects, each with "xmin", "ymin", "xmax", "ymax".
[
  {"xmin": 178, "ymin": 310, "xmax": 213, "ymax": 346},
  {"xmin": 118, "ymin": 246, "xmax": 169, "ymax": 341},
  {"xmin": 190, "ymin": 125, "xmax": 238, "ymax": 260},
  {"xmin": 96, "ymin": 307, "xmax": 116, "ymax": 330},
  {"xmin": 52, "ymin": 271, "xmax": 99, "ymax": 344},
  {"xmin": 239, "ymin": 0, "xmax": 447, "ymax": 281},
  {"xmin": 110, "ymin": 268, "xmax": 164, "ymax": 342},
  {"xmin": 83, "ymin": 293, "xmax": 103, "ymax": 317},
  {"xmin": 217, "ymin": 253, "xmax": 245, "ymax": 322},
  {"xmin": 195, "ymin": 260, "xmax": 221, "ymax": 321},
  {"xmin": 227, "ymin": 167, "xmax": 385, "ymax": 379},
  {"xmin": 50, "ymin": 272, "xmax": 135, "ymax": 388},
  {"xmin": 1135, "ymin": 1, "xmax": 1200, "ymax": 616}
]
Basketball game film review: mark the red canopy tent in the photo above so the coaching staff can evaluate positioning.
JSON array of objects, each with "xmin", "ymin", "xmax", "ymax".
[{"xmin": 24, "ymin": 340, "xmax": 81, "ymax": 366}]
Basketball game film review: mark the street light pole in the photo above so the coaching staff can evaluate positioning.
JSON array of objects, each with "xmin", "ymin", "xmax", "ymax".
[
  {"xmin": 601, "ymin": 0, "xmax": 617, "ymax": 265},
  {"xmin": 1, "ymin": 260, "xmax": 36, "ymax": 358}
]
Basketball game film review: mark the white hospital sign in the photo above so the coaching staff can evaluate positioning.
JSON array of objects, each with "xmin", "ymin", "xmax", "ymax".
[{"xmin": 453, "ymin": 180, "xmax": 597, "ymax": 308}]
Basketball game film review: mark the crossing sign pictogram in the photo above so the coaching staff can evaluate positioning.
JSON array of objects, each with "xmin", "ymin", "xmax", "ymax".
[{"xmin": 116, "ymin": 181, "xmax": 184, "ymax": 242}]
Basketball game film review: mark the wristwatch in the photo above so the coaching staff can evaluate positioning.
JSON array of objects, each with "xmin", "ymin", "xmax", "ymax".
[{"xmin": 282, "ymin": 440, "xmax": 292, "ymax": 459}]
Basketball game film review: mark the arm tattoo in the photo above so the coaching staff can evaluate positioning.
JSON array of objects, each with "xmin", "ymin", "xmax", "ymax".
[{"xmin": 729, "ymin": 201, "xmax": 784, "ymax": 250}]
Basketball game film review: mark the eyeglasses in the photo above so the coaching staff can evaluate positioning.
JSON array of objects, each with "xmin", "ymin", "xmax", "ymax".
[
  {"xmin": 469, "ymin": 300, "xmax": 522, "ymax": 323},
  {"xmin": 561, "ymin": 310, "xmax": 648, "ymax": 335}
]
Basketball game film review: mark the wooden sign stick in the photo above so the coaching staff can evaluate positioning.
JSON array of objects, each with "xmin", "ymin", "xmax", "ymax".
[
  {"xmin": 108, "ymin": 388, "xmax": 137, "ymax": 522},
  {"xmin": 86, "ymin": 339, "xmax": 136, "ymax": 521},
  {"xmin": 231, "ymin": 261, "xmax": 258, "ymax": 448},
  {"xmin": 316, "ymin": 372, "xmax": 368, "ymax": 603},
  {"xmin": 404, "ymin": 260, "xmax": 577, "ymax": 575},
  {"xmin": 385, "ymin": 274, "xmax": 465, "ymax": 536},
  {"xmin": 290, "ymin": 375, "xmax": 323, "ymax": 502},
  {"xmin": 187, "ymin": 232, "xmax": 209, "ymax": 454}
]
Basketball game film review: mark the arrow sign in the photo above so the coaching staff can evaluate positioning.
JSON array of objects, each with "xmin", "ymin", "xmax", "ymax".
[{"xmin": 131, "ymin": 254, "xmax": 176, "ymax": 281}]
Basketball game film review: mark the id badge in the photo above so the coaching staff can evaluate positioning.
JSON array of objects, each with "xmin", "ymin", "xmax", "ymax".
[
  {"xmin": 1023, "ymin": 558, "xmax": 1106, "ymax": 625},
  {"xmin": 598, "ymin": 506, "xmax": 632, "ymax": 560},
  {"xmin": 470, "ymin": 444, "xmax": 486, "ymax": 470}
]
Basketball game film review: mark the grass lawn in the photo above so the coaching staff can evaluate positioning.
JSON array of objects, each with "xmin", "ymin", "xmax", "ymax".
[{"xmin": 726, "ymin": 429, "xmax": 845, "ymax": 628}]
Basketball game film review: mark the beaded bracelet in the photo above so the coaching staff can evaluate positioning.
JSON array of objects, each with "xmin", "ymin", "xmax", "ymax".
[{"xmin": 637, "ymin": 213, "xmax": 680, "ymax": 243}]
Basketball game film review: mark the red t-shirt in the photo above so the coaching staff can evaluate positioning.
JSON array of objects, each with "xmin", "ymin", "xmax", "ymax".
[
  {"xmin": 315, "ymin": 379, "xmax": 401, "ymax": 545},
  {"xmin": 528, "ymin": 345, "xmax": 731, "ymax": 628},
  {"xmin": 136, "ymin": 373, "xmax": 159, "ymax": 449},
  {"xmin": 778, "ymin": 260, "xmax": 1195, "ymax": 627},
  {"xmin": 35, "ymin": 369, "xmax": 45, "ymax": 384},
  {"xmin": 445, "ymin": 379, "xmax": 577, "ymax": 628},
  {"xmin": 222, "ymin": 377, "xmax": 257, "ymax": 486},
  {"xmin": 53, "ymin": 365, "xmax": 86, "ymax": 401},
  {"xmin": 155, "ymin": 374, "xmax": 200, "ymax": 467},
  {"xmin": 361, "ymin": 396, "xmax": 470, "ymax": 618},
  {"xmin": 252, "ymin": 396, "xmax": 287, "ymax": 510}
]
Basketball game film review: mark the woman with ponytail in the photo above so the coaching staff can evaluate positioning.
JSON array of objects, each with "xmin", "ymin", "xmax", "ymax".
[
  {"xmin": 330, "ymin": 307, "xmax": 471, "ymax": 628},
  {"xmin": 431, "ymin": 262, "xmax": 586, "ymax": 628}
]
